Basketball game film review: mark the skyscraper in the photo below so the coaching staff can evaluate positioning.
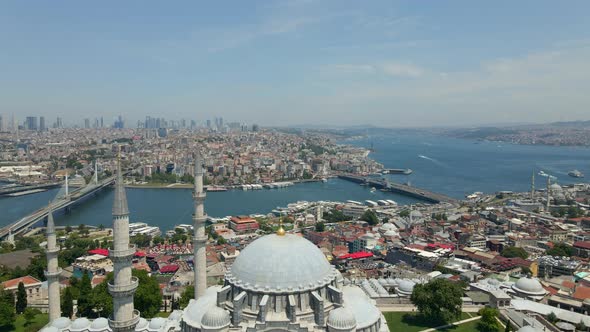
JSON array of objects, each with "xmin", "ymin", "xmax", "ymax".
[
  {"xmin": 39, "ymin": 116, "xmax": 46, "ymax": 131},
  {"xmin": 0, "ymin": 115, "xmax": 4, "ymax": 132},
  {"xmin": 108, "ymin": 148, "xmax": 140, "ymax": 331},
  {"xmin": 193, "ymin": 154, "xmax": 207, "ymax": 299},
  {"xmin": 84, "ymin": 118, "xmax": 90, "ymax": 129},
  {"xmin": 25, "ymin": 116, "xmax": 38, "ymax": 131}
]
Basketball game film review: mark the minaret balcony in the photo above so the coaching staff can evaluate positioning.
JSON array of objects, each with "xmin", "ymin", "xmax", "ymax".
[
  {"xmin": 44, "ymin": 268, "xmax": 62, "ymax": 278},
  {"xmin": 46, "ymin": 247, "xmax": 60, "ymax": 255},
  {"xmin": 109, "ymin": 245, "xmax": 136, "ymax": 261},
  {"xmin": 108, "ymin": 309, "xmax": 140, "ymax": 330},
  {"xmin": 108, "ymin": 276, "xmax": 139, "ymax": 296}
]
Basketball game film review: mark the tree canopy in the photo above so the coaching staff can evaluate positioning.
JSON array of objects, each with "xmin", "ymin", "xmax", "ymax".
[
  {"xmin": 546, "ymin": 243, "xmax": 572, "ymax": 257},
  {"xmin": 410, "ymin": 278, "xmax": 463, "ymax": 324},
  {"xmin": 360, "ymin": 209, "xmax": 379, "ymax": 226},
  {"xmin": 477, "ymin": 307, "xmax": 500, "ymax": 332},
  {"xmin": 501, "ymin": 246, "xmax": 529, "ymax": 259},
  {"xmin": 16, "ymin": 282, "xmax": 27, "ymax": 314},
  {"xmin": 0, "ymin": 287, "xmax": 15, "ymax": 329}
]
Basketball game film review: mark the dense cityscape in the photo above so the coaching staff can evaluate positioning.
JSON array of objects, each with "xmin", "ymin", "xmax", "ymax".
[{"xmin": 2, "ymin": 2, "xmax": 590, "ymax": 332}]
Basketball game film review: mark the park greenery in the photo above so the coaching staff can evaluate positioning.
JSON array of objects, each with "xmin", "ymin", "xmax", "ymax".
[
  {"xmin": 546, "ymin": 242, "xmax": 573, "ymax": 257},
  {"xmin": 478, "ymin": 307, "xmax": 500, "ymax": 332},
  {"xmin": 322, "ymin": 208, "xmax": 352, "ymax": 223},
  {"xmin": 501, "ymin": 246, "xmax": 529, "ymax": 259},
  {"xmin": 360, "ymin": 209, "xmax": 379, "ymax": 226},
  {"xmin": 410, "ymin": 278, "xmax": 463, "ymax": 324}
]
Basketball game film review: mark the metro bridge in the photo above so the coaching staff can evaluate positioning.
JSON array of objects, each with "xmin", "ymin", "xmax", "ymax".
[{"xmin": 0, "ymin": 173, "xmax": 120, "ymax": 242}]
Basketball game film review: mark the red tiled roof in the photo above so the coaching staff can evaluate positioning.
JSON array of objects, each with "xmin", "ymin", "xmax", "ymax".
[
  {"xmin": 338, "ymin": 251, "xmax": 373, "ymax": 260},
  {"xmin": 574, "ymin": 241, "xmax": 590, "ymax": 250},
  {"xmin": 159, "ymin": 264, "xmax": 179, "ymax": 273},
  {"xmin": 1, "ymin": 276, "xmax": 41, "ymax": 289},
  {"xmin": 573, "ymin": 286, "xmax": 590, "ymax": 300},
  {"xmin": 88, "ymin": 248, "xmax": 109, "ymax": 256}
]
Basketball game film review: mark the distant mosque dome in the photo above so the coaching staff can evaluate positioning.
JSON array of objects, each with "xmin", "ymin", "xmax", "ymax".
[
  {"xmin": 327, "ymin": 307, "xmax": 357, "ymax": 331},
  {"xmin": 51, "ymin": 317, "xmax": 71, "ymax": 329},
  {"xmin": 512, "ymin": 277, "xmax": 546, "ymax": 296},
  {"xmin": 410, "ymin": 210, "xmax": 423, "ymax": 219},
  {"xmin": 89, "ymin": 317, "xmax": 108, "ymax": 330},
  {"xmin": 227, "ymin": 234, "xmax": 336, "ymax": 293},
  {"xmin": 201, "ymin": 306, "xmax": 231, "ymax": 330},
  {"xmin": 379, "ymin": 222, "xmax": 396, "ymax": 232},
  {"xmin": 396, "ymin": 279, "xmax": 416, "ymax": 296},
  {"xmin": 70, "ymin": 317, "xmax": 91, "ymax": 331}
]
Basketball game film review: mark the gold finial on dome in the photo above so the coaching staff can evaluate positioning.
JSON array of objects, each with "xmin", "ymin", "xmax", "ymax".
[{"xmin": 277, "ymin": 216, "xmax": 286, "ymax": 236}]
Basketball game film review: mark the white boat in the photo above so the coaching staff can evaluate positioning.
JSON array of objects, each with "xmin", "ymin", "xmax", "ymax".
[
  {"xmin": 370, "ymin": 187, "xmax": 376, "ymax": 193},
  {"xmin": 365, "ymin": 200, "xmax": 378, "ymax": 207}
]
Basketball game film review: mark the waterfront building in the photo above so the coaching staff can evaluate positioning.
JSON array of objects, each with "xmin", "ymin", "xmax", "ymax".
[{"xmin": 228, "ymin": 216, "xmax": 259, "ymax": 234}]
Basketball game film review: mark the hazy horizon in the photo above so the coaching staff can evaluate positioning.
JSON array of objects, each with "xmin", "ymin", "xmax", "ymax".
[{"xmin": 1, "ymin": 1, "xmax": 590, "ymax": 127}]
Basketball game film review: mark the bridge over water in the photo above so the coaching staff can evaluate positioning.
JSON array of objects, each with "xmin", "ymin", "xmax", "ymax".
[
  {"xmin": 338, "ymin": 174, "xmax": 460, "ymax": 205},
  {"xmin": 0, "ymin": 174, "xmax": 119, "ymax": 241}
]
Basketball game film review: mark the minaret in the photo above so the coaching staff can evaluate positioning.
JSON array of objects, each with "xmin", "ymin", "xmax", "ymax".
[
  {"xmin": 193, "ymin": 153, "xmax": 208, "ymax": 299},
  {"xmin": 530, "ymin": 170, "xmax": 535, "ymax": 200},
  {"xmin": 44, "ymin": 203, "xmax": 62, "ymax": 321},
  {"xmin": 108, "ymin": 147, "xmax": 139, "ymax": 331}
]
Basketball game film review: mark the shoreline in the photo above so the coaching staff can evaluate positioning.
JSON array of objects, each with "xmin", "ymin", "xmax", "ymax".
[{"xmin": 125, "ymin": 178, "xmax": 326, "ymax": 190}]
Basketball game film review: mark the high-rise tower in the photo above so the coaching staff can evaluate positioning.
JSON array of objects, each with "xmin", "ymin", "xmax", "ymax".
[
  {"xmin": 108, "ymin": 148, "xmax": 139, "ymax": 331},
  {"xmin": 531, "ymin": 170, "xmax": 535, "ymax": 200},
  {"xmin": 193, "ymin": 154, "xmax": 207, "ymax": 299},
  {"xmin": 44, "ymin": 204, "xmax": 62, "ymax": 321}
]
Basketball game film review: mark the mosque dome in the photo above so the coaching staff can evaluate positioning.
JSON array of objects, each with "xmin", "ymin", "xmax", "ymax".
[
  {"xmin": 379, "ymin": 223, "xmax": 396, "ymax": 232},
  {"xmin": 135, "ymin": 318, "xmax": 149, "ymax": 330},
  {"xmin": 201, "ymin": 306, "xmax": 231, "ymax": 329},
  {"xmin": 396, "ymin": 279, "xmax": 416, "ymax": 296},
  {"xmin": 227, "ymin": 234, "xmax": 337, "ymax": 293},
  {"xmin": 148, "ymin": 317, "xmax": 167, "ymax": 330},
  {"xmin": 410, "ymin": 210, "xmax": 423, "ymax": 219},
  {"xmin": 89, "ymin": 317, "xmax": 109, "ymax": 330},
  {"xmin": 512, "ymin": 277, "xmax": 546, "ymax": 296},
  {"xmin": 70, "ymin": 317, "xmax": 91, "ymax": 330},
  {"xmin": 327, "ymin": 307, "xmax": 357, "ymax": 331},
  {"xmin": 384, "ymin": 230, "xmax": 398, "ymax": 237},
  {"xmin": 549, "ymin": 183, "xmax": 563, "ymax": 192},
  {"xmin": 51, "ymin": 317, "xmax": 71, "ymax": 329}
]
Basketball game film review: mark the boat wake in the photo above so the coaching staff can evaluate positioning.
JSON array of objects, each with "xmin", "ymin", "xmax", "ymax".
[{"xmin": 418, "ymin": 154, "xmax": 446, "ymax": 167}]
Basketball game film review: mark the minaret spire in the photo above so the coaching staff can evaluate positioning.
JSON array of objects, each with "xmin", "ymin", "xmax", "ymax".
[
  {"xmin": 44, "ymin": 202, "xmax": 62, "ymax": 321},
  {"xmin": 193, "ymin": 153, "xmax": 208, "ymax": 299},
  {"xmin": 108, "ymin": 145, "xmax": 139, "ymax": 331},
  {"xmin": 546, "ymin": 176, "xmax": 551, "ymax": 211}
]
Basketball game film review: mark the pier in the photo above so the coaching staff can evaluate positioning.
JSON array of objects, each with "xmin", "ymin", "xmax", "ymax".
[{"xmin": 338, "ymin": 174, "xmax": 460, "ymax": 205}]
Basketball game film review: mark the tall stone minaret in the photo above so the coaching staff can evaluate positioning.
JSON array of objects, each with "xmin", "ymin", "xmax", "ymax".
[
  {"xmin": 108, "ymin": 147, "xmax": 139, "ymax": 331},
  {"xmin": 193, "ymin": 153, "xmax": 207, "ymax": 299},
  {"xmin": 530, "ymin": 170, "xmax": 535, "ymax": 200},
  {"xmin": 44, "ymin": 203, "xmax": 62, "ymax": 321},
  {"xmin": 546, "ymin": 177, "xmax": 551, "ymax": 211}
]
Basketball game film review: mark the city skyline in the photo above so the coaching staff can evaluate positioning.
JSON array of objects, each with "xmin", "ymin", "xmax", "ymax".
[{"xmin": 1, "ymin": 1, "xmax": 590, "ymax": 127}]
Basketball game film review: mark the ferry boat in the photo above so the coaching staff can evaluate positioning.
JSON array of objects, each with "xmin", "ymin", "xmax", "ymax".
[
  {"xmin": 365, "ymin": 200, "xmax": 378, "ymax": 207},
  {"xmin": 370, "ymin": 187, "xmax": 376, "ymax": 193},
  {"xmin": 568, "ymin": 170, "xmax": 584, "ymax": 178}
]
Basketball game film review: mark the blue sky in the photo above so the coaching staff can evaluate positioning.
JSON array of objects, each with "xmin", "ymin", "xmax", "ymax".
[{"xmin": 1, "ymin": 0, "xmax": 589, "ymax": 127}]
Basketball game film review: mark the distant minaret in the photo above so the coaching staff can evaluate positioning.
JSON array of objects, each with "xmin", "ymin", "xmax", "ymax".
[
  {"xmin": 546, "ymin": 177, "xmax": 551, "ymax": 211},
  {"xmin": 531, "ymin": 170, "xmax": 535, "ymax": 200},
  {"xmin": 94, "ymin": 159, "xmax": 99, "ymax": 184},
  {"xmin": 108, "ymin": 147, "xmax": 139, "ymax": 331},
  {"xmin": 44, "ymin": 203, "xmax": 62, "ymax": 321},
  {"xmin": 193, "ymin": 153, "xmax": 208, "ymax": 299}
]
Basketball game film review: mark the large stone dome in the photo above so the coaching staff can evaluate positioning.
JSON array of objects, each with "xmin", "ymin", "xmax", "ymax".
[
  {"xmin": 512, "ymin": 277, "xmax": 546, "ymax": 296},
  {"xmin": 227, "ymin": 234, "xmax": 337, "ymax": 293}
]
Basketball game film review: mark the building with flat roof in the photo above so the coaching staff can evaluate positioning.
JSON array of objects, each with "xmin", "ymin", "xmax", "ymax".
[{"xmin": 228, "ymin": 216, "xmax": 259, "ymax": 234}]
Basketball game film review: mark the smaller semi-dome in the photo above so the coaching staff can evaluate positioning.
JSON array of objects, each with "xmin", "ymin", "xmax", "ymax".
[
  {"xmin": 396, "ymin": 279, "xmax": 416, "ymax": 295},
  {"xmin": 90, "ymin": 317, "xmax": 109, "ymax": 330},
  {"xmin": 201, "ymin": 306, "xmax": 231, "ymax": 329},
  {"xmin": 512, "ymin": 277, "xmax": 546, "ymax": 296},
  {"xmin": 327, "ymin": 307, "xmax": 357, "ymax": 330},
  {"xmin": 379, "ymin": 223, "xmax": 396, "ymax": 232},
  {"xmin": 70, "ymin": 317, "xmax": 91, "ymax": 330},
  {"xmin": 51, "ymin": 317, "xmax": 71, "ymax": 329},
  {"xmin": 136, "ymin": 318, "xmax": 149, "ymax": 330},
  {"xmin": 148, "ymin": 317, "xmax": 167, "ymax": 330}
]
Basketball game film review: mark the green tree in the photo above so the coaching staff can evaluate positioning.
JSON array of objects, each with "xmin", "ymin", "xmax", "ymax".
[
  {"xmin": 504, "ymin": 320, "xmax": 511, "ymax": 332},
  {"xmin": 77, "ymin": 273, "xmax": 93, "ymax": 317},
  {"xmin": 315, "ymin": 222, "xmax": 326, "ymax": 232},
  {"xmin": 179, "ymin": 285, "xmax": 194, "ymax": 309},
  {"xmin": 501, "ymin": 246, "xmax": 529, "ymax": 259},
  {"xmin": 62, "ymin": 287, "xmax": 74, "ymax": 318},
  {"xmin": 16, "ymin": 281, "xmax": 27, "ymax": 314},
  {"xmin": 92, "ymin": 270, "xmax": 162, "ymax": 318},
  {"xmin": 477, "ymin": 307, "xmax": 500, "ymax": 332},
  {"xmin": 360, "ymin": 209, "xmax": 379, "ymax": 226},
  {"xmin": 576, "ymin": 319, "xmax": 587, "ymax": 332},
  {"xmin": 400, "ymin": 210, "xmax": 410, "ymax": 218},
  {"xmin": 546, "ymin": 243, "xmax": 572, "ymax": 257},
  {"xmin": 23, "ymin": 307, "xmax": 41, "ymax": 326},
  {"xmin": 410, "ymin": 278, "xmax": 463, "ymax": 324},
  {"xmin": 0, "ymin": 287, "xmax": 15, "ymax": 329},
  {"xmin": 547, "ymin": 312, "xmax": 557, "ymax": 323}
]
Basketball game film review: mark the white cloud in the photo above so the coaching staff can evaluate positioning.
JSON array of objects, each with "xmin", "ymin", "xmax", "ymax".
[{"xmin": 380, "ymin": 62, "xmax": 424, "ymax": 78}]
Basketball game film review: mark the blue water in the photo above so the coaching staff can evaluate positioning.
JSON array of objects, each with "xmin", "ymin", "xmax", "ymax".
[
  {"xmin": 350, "ymin": 132, "xmax": 590, "ymax": 199},
  {"xmin": 1, "ymin": 131, "xmax": 588, "ymax": 230}
]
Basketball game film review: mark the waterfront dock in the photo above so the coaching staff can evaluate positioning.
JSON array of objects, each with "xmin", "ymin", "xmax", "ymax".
[{"xmin": 338, "ymin": 174, "xmax": 459, "ymax": 205}]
